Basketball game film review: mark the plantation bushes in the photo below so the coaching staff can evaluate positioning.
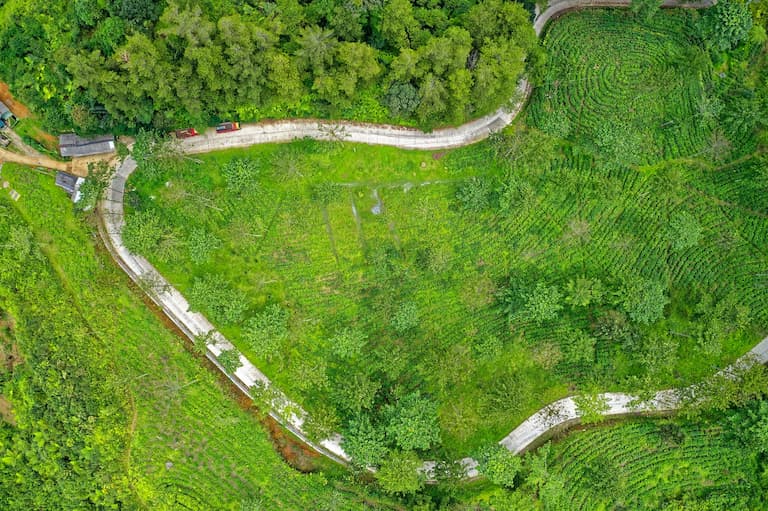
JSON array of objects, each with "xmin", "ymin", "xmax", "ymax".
[
  {"xmin": 123, "ymin": 9, "xmax": 768, "ymax": 474},
  {"xmin": 189, "ymin": 274, "xmax": 249, "ymax": 325},
  {"xmin": 529, "ymin": 10, "xmax": 712, "ymax": 164},
  {"xmin": 465, "ymin": 408, "xmax": 768, "ymax": 509},
  {"xmin": 0, "ymin": 163, "xmax": 384, "ymax": 510},
  {"xmin": 127, "ymin": 118, "xmax": 768, "ymax": 461}
]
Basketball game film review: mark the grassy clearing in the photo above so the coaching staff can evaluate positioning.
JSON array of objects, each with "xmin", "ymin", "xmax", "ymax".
[
  {"xmin": 127, "ymin": 128, "xmax": 767, "ymax": 459},
  {"xmin": 127, "ymin": 138, "xmax": 571, "ymax": 455},
  {"xmin": 0, "ymin": 163, "xmax": 393, "ymax": 510}
]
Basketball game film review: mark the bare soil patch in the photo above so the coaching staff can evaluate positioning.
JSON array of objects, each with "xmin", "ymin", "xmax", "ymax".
[
  {"xmin": 0, "ymin": 82, "xmax": 31, "ymax": 118},
  {"xmin": 0, "ymin": 395, "xmax": 16, "ymax": 426}
]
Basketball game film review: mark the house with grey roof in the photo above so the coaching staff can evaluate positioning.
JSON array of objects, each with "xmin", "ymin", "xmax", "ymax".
[
  {"xmin": 55, "ymin": 171, "xmax": 85, "ymax": 203},
  {"xmin": 0, "ymin": 101, "xmax": 16, "ymax": 128},
  {"xmin": 59, "ymin": 133, "xmax": 115, "ymax": 158}
]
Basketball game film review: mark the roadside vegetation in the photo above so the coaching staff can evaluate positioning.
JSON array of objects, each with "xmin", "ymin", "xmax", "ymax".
[
  {"xmin": 0, "ymin": 162, "xmax": 394, "ymax": 510},
  {"xmin": 124, "ymin": 4, "xmax": 768, "ymax": 483}
]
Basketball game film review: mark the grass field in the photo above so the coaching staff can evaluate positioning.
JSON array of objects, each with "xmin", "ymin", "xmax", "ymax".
[
  {"xmin": 119, "ymin": 5, "xmax": 765, "ymax": 470},
  {"xmin": 0, "ymin": 162, "xmax": 395, "ymax": 510}
]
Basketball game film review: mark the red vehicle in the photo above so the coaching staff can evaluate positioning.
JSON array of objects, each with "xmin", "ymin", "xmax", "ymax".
[
  {"xmin": 216, "ymin": 121, "xmax": 241, "ymax": 133},
  {"xmin": 173, "ymin": 128, "xmax": 199, "ymax": 138}
]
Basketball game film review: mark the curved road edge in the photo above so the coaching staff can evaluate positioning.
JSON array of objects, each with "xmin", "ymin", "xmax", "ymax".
[
  {"xmin": 98, "ymin": 157, "xmax": 350, "ymax": 465},
  {"xmin": 95, "ymin": 0, "xmax": 730, "ymax": 481}
]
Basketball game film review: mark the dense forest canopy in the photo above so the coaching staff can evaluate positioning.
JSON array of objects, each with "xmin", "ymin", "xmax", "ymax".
[{"xmin": 0, "ymin": 0, "xmax": 541, "ymax": 132}]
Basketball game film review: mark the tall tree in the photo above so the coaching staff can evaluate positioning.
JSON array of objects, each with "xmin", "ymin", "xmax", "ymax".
[
  {"xmin": 295, "ymin": 25, "xmax": 338, "ymax": 75},
  {"xmin": 379, "ymin": 0, "xmax": 421, "ymax": 49},
  {"xmin": 375, "ymin": 450, "xmax": 424, "ymax": 495}
]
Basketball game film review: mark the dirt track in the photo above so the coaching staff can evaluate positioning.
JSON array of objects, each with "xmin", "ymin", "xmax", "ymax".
[
  {"xmin": 0, "ymin": 146, "xmax": 111, "ymax": 177},
  {"xmin": 0, "ymin": 148, "xmax": 69, "ymax": 172}
]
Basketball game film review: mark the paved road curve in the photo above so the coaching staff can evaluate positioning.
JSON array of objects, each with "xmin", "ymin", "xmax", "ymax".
[{"xmin": 98, "ymin": 0, "xmax": 738, "ymax": 481}]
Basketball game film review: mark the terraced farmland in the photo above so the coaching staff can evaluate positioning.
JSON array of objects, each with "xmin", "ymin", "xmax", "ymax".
[
  {"xmin": 549, "ymin": 420, "xmax": 759, "ymax": 509},
  {"xmin": 0, "ymin": 163, "xmax": 386, "ymax": 510},
  {"xmin": 530, "ymin": 10, "xmax": 711, "ymax": 164},
  {"xmin": 467, "ymin": 418, "xmax": 762, "ymax": 510},
  {"xmin": 122, "ymin": 5, "xmax": 767, "ymax": 485}
]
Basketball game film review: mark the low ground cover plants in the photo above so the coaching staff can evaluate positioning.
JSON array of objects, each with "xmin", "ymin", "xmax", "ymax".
[
  {"xmin": 0, "ymin": 163, "xmax": 389, "ymax": 510},
  {"xmin": 464, "ymin": 410, "xmax": 768, "ymax": 509},
  {"xmin": 125, "ymin": 11, "xmax": 768, "ymax": 471}
]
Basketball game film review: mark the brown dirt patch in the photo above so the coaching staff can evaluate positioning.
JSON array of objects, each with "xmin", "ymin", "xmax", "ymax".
[
  {"xmin": 31, "ymin": 128, "xmax": 59, "ymax": 152},
  {"xmin": 0, "ymin": 313, "xmax": 23, "ymax": 373},
  {"xmin": 0, "ymin": 82, "xmax": 31, "ymax": 119},
  {"xmin": 0, "ymin": 81, "xmax": 60, "ymax": 152},
  {"xmin": 261, "ymin": 414, "xmax": 320, "ymax": 472},
  {"xmin": 0, "ymin": 395, "xmax": 16, "ymax": 426},
  {"xmin": 69, "ymin": 153, "xmax": 119, "ymax": 178},
  {"xmin": 0, "ymin": 147, "xmax": 68, "ymax": 172}
]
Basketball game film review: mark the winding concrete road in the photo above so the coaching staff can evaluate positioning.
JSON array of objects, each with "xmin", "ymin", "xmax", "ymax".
[{"xmin": 95, "ymin": 0, "xmax": 737, "ymax": 481}]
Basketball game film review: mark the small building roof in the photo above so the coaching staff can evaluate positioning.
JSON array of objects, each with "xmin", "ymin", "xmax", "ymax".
[
  {"xmin": 0, "ymin": 101, "xmax": 14, "ymax": 121},
  {"xmin": 55, "ymin": 172, "xmax": 79, "ymax": 194},
  {"xmin": 55, "ymin": 172, "xmax": 86, "ymax": 203},
  {"xmin": 59, "ymin": 133, "xmax": 115, "ymax": 157}
]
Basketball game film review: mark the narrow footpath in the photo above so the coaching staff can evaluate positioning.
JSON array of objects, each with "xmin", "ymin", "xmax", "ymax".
[{"xmin": 0, "ymin": 147, "xmax": 68, "ymax": 172}]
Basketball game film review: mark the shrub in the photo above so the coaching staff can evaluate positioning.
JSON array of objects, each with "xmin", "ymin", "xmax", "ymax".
[
  {"xmin": 455, "ymin": 176, "xmax": 494, "ymax": 212},
  {"xmin": 391, "ymin": 301, "xmax": 419, "ymax": 333},
  {"xmin": 384, "ymin": 392, "xmax": 440, "ymax": 451},
  {"xmin": 329, "ymin": 328, "xmax": 367, "ymax": 359},
  {"xmin": 310, "ymin": 182, "xmax": 343, "ymax": 205},
  {"xmin": 620, "ymin": 279, "xmax": 668, "ymax": 325},
  {"xmin": 122, "ymin": 210, "xmax": 180, "ymax": 262},
  {"xmin": 523, "ymin": 282, "xmax": 563, "ymax": 324},
  {"xmin": 593, "ymin": 310, "xmax": 638, "ymax": 349},
  {"xmin": 76, "ymin": 161, "xmax": 113, "ymax": 212},
  {"xmin": 217, "ymin": 348, "xmax": 242, "ymax": 373},
  {"xmin": 223, "ymin": 158, "xmax": 260, "ymax": 193},
  {"xmin": 640, "ymin": 333, "xmax": 679, "ymax": 377},
  {"xmin": 565, "ymin": 277, "xmax": 605, "ymax": 308},
  {"xmin": 187, "ymin": 228, "xmax": 221, "ymax": 264},
  {"xmin": 476, "ymin": 444, "xmax": 522, "ymax": 488},
  {"xmin": 244, "ymin": 304, "xmax": 289, "ymax": 361},
  {"xmin": 375, "ymin": 450, "xmax": 424, "ymax": 495},
  {"xmin": 472, "ymin": 335, "xmax": 503, "ymax": 359},
  {"xmin": 699, "ymin": 0, "xmax": 753, "ymax": 51},
  {"xmin": 188, "ymin": 275, "xmax": 249, "ymax": 325},
  {"xmin": 574, "ymin": 393, "xmax": 609, "ymax": 424},
  {"xmin": 667, "ymin": 211, "xmax": 702, "ymax": 251},
  {"xmin": 342, "ymin": 416, "xmax": 388, "ymax": 468},
  {"xmin": 563, "ymin": 329, "xmax": 597, "ymax": 365},
  {"xmin": 384, "ymin": 82, "xmax": 420, "ymax": 118}
]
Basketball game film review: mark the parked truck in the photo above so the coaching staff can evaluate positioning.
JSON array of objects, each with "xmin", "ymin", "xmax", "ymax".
[
  {"xmin": 0, "ymin": 101, "xmax": 16, "ymax": 129},
  {"xmin": 216, "ymin": 121, "xmax": 240, "ymax": 133},
  {"xmin": 172, "ymin": 128, "xmax": 199, "ymax": 138}
]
